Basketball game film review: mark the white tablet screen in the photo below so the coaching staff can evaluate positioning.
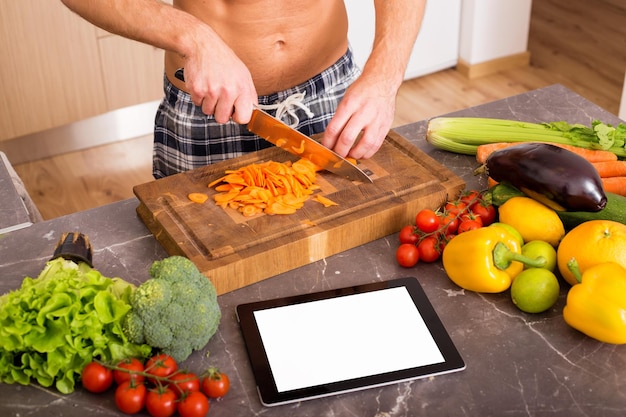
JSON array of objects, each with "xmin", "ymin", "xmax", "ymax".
[{"xmin": 253, "ymin": 286, "xmax": 445, "ymax": 392}]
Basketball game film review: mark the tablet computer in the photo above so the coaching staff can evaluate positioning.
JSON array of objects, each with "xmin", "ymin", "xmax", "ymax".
[{"xmin": 236, "ymin": 277, "xmax": 465, "ymax": 406}]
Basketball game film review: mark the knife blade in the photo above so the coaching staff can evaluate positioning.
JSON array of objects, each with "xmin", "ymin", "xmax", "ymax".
[{"xmin": 248, "ymin": 108, "xmax": 372, "ymax": 183}]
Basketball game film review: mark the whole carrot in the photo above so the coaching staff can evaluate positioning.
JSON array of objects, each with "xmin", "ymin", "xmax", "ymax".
[
  {"xmin": 476, "ymin": 141, "xmax": 618, "ymax": 164},
  {"xmin": 592, "ymin": 161, "xmax": 626, "ymax": 178},
  {"xmin": 602, "ymin": 177, "xmax": 626, "ymax": 197}
]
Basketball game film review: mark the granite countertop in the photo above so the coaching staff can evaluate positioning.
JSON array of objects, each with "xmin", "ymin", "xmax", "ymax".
[{"xmin": 1, "ymin": 85, "xmax": 625, "ymax": 417}]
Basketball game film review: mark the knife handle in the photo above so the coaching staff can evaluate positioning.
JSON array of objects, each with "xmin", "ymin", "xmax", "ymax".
[{"xmin": 174, "ymin": 68, "xmax": 185, "ymax": 82}]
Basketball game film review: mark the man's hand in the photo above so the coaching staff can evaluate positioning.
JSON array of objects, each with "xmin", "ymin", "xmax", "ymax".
[
  {"xmin": 180, "ymin": 33, "xmax": 257, "ymax": 124},
  {"xmin": 321, "ymin": 75, "xmax": 396, "ymax": 159}
]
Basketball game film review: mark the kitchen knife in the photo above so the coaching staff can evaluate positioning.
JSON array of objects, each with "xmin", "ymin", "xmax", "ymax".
[
  {"xmin": 248, "ymin": 108, "xmax": 372, "ymax": 183},
  {"xmin": 174, "ymin": 68, "xmax": 372, "ymax": 183}
]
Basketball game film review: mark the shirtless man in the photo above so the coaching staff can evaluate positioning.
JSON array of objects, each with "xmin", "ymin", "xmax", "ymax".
[{"xmin": 61, "ymin": 0, "xmax": 425, "ymax": 178}]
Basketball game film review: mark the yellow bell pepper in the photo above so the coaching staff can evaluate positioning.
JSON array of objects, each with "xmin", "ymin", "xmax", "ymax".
[
  {"xmin": 563, "ymin": 261, "xmax": 626, "ymax": 344},
  {"xmin": 442, "ymin": 226, "xmax": 546, "ymax": 293}
]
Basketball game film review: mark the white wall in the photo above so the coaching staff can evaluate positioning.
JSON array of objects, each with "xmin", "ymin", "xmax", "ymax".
[
  {"xmin": 345, "ymin": 0, "xmax": 462, "ymax": 80},
  {"xmin": 459, "ymin": 0, "xmax": 532, "ymax": 64}
]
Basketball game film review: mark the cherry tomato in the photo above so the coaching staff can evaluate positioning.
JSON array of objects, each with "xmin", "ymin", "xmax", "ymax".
[
  {"xmin": 417, "ymin": 236, "xmax": 441, "ymax": 263},
  {"xmin": 460, "ymin": 190, "xmax": 481, "ymax": 206},
  {"xmin": 439, "ymin": 212, "xmax": 459, "ymax": 235},
  {"xmin": 458, "ymin": 219, "xmax": 482, "ymax": 233},
  {"xmin": 415, "ymin": 209, "xmax": 440, "ymax": 233},
  {"xmin": 145, "ymin": 354, "xmax": 178, "ymax": 383},
  {"xmin": 201, "ymin": 369, "xmax": 231, "ymax": 399},
  {"xmin": 470, "ymin": 201, "xmax": 497, "ymax": 226},
  {"xmin": 168, "ymin": 372, "xmax": 200, "ymax": 398},
  {"xmin": 398, "ymin": 225, "xmax": 420, "ymax": 244},
  {"xmin": 115, "ymin": 380, "xmax": 147, "ymax": 415},
  {"xmin": 444, "ymin": 200, "xmax": 468, "ymax": 215},
  {"xmin": 177, "ymin": 391, "xmax": 210, "ymax": 417},
  {"xmin": 81, "ymin": 361, "xmax": 114, "ymax": 393},
  {"xmin": 396, "ymin": 243, "xmax": 419, "ymax": 268},
  {"xmin": 114, "ymin": 358, "xmax": 145, "ymax": 385},
  {"xmin": 146, "ymin": 388, "xmax": 177, "ymax": 417},
  {"xmin": 460, "ymin": 212, "xmax": 484, "ymax": 227}
]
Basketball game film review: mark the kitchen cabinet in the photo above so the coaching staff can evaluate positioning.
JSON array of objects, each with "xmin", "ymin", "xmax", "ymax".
[
  {"xmin": 345, "ymin": 0, "xmax": 462, "ymax": 80},
  {"xmin": 0, "ymin": 1, "xmax": 164, "ymax": 143}
]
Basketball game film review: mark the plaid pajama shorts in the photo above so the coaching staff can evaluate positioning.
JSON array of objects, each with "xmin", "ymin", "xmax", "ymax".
[{"xmin": 153, "ymin": 47, "xmax": 361, "ymax": 178}]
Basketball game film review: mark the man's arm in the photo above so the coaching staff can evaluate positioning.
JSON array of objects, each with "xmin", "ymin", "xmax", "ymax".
[
  {"xmin": 60, "ymin": 0, "xmax": 257, "ymax": 123},
  {"xmin": 321, "ymin": 0, "xmax": 426, "ymax": 159}
]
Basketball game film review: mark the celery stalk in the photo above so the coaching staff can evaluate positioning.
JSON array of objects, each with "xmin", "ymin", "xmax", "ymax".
[{"xmin": 426, "ymin": 117, "xmax": 626, "ymax": 157}]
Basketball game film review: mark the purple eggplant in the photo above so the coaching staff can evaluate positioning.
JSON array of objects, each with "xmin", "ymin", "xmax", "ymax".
[{"xmin": 485, "ymin": 142, "xmax": 607, "ymax": 212}]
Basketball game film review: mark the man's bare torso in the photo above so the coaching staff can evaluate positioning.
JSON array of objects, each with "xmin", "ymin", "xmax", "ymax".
[{"xmin": 166, "ymin": 0, "xmax": 349, "ymax": 96}]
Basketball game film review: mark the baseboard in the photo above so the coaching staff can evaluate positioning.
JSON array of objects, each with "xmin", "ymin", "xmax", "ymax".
[
  {"xmin": 0, "ymin": 100, "xmax": 160, "ymax": 165},
  {"xmin": 456, "ymin": 51, "xmax": 531, "ymax": 79}
]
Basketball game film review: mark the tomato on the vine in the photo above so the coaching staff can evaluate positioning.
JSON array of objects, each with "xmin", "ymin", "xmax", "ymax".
[
  {"xmin": 460, "ymin": 212, "xmax": 483, "ymax": 227},
  {"xmin": 177, "ymin": 391, "xmax": 210, "ymax": 417},
  {"xmin": 145, "ymin": 354, "xmax": 178, "ymax": 383},
  {"xmin": 444, "ymin": 200, "xmax": 468, "ymax": 215},
  {"xmin": 439, "ymin": 211, "xmax": 459, "ymax": 235},
  {"xmin": 115, "ymin": 380, "xmax": 147, "ymax": 415},
  {"xmin": 114, "ymin": 358, "xmax": 145, "ymax": 385},
  {"xmin": 471, "ymin": 201, "xmax": 497, "ymax": 226},
  {"xmin": 458, "ymin": 219, "xmax": 482, "ymax": 233},
  {"xmin": 415, "ymin": 209, "xmax": 440, "ymax": 233},
  {"xmin": 201, "ymin": 369, "xmax": 231, "ymax": 399},
  {"xmin": 146, "ymin": 388, "xmax": 177, "ymax": 417},
  {"xmin": 168, "ymin": 372, "xmax": 200, "ymax": 398},
  {"xmin": 81, "ymin": 361, "xmax": 114, "ymax": 393},
  {"xmin": 460, "ymin": 190, "xmax": 481, "ymax": 206},
  {"xmin": 396, "ymin": 243, "xmax": 419, "ymax": 268},
  {"xmin": 398, "ymin": 225, "xmax": 420, "ymax": 245},
  {"xmin": 417, "ymin": 236, "xmax": 441, "ymax": 263}
]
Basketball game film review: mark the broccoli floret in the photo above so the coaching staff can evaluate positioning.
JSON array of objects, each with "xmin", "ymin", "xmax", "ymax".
[
  {"xmin": 122, "ymin": 311, "xmax": 145, "ymax": 344},
  {"xmin": 123, "ymin": 256, "xmax": 221, "ymax": 362}
]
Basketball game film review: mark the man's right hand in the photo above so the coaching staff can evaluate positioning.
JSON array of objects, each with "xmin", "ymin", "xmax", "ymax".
[{"xmin": 179, "ymin": 36, "xmax": 257, "ymax": 125}]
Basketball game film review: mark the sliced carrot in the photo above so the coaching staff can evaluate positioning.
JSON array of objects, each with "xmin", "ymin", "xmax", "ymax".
[
  {"xmin": 208, "ymin": 158, "xmax": 336, "ymax": 216},
  {"xmin": 188, "ymin": 192, "xmax": 209, "ymax": 204},
  {"xmin": 602, "ymin": 177, "xmax": 626, "ymax": 196},
  {"xmin": 313, "ymin": 195, "xmax": 338, "ymax": 207},
  {"xmin": 592, "ymin": 161, "xmax": 626, "ymax": 178},
  {"xmin": 476, "ymin": 142, "xmax": 618, "ymax": 165}
]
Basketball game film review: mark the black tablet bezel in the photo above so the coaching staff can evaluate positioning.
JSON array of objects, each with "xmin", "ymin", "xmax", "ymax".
[{"xmin": 236, "ymin": 277, "xmax": 465, "ymax": 406}]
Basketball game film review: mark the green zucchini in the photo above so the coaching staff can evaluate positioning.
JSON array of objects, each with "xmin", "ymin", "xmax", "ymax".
[
  {"xmin": 485, "ymin": 182, "xmax": 526, "ymax": 207},
  {"xmin": 556, "ymin": 192, "xmax": 626, "ymax": 229}
]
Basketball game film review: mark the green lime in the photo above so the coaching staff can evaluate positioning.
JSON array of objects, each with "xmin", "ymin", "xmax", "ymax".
[
  {"xmin": 521, "ymin": 240, "xmax": 557, "ymax": 272},
  {"xmin": 490, "ymin": 222, "xmax": 524, "ymax": 247},
  {"xmin": 510, "ymin": 268, "xmax": 560, "ymax": 313}
]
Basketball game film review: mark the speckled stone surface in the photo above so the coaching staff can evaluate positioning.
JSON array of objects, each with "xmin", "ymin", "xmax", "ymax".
[{"xmin": 1, "ymin": 85, "xmax": 624, "ymax": 417}]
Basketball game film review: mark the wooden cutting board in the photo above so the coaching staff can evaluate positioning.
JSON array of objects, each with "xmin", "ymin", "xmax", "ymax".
[{"xmin": 134, "ymin": 130, "xmax": 465, "ymax": 295}]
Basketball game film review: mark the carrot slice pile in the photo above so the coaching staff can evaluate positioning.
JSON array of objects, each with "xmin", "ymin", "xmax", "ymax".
[{"xmin": 208, "ymin": 159, "xmax": 338, "ymax": 216}]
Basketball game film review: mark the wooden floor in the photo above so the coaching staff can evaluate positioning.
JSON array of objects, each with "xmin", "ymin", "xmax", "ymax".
[{"xmin": 13, "ymin": 0, "xmax": 626, "ymax": 220}]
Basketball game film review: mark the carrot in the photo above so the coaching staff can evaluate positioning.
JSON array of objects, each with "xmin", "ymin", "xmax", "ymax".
[
  {"xmin": 475, "ymin": 143, "xmax": 517, "ymax": 164},
  {"xmin": 208, "ymin": 158, "xmax": 336, "ymax": 216},
  {"xmin": 188, "ymin": 192, "xmax": 209, "ymax": 204},
  {"xmin": 601, "ymin": 177, "xmax": 626, "ymax": 197},
  {"xmin": 476, "ymin": 142, "xmax": 618, "ymax": 165},
  {"xmin": 313, "ymin": 195, "xmax": 338, "ymax": 207},
  {"xmin": 592, "ymin": 161, "xmax": 626, "ymax": 178}
]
